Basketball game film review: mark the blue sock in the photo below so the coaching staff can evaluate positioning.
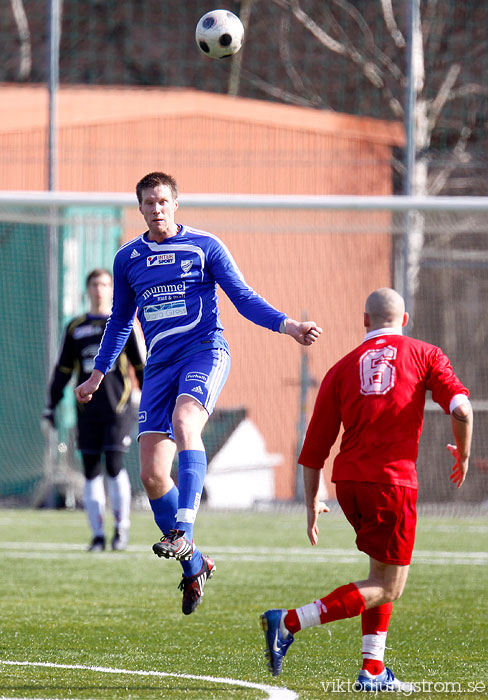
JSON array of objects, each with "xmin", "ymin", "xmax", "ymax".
[
  {"xmin": 182, "ymin": 548, "xmax": 204, "ymax": 577},
  {"xmin": 149, "ymin": 485, "xmax": 203, "ymax": 577},
  {"xmin": 175, "ymin": 449, "xmax": 207, "ymax": 541},
  {"xmin": 176, "ymin": 449, "xmax": 206, "ymax": 576},
  {"xmin": 149, "ymin": 486, "xmax": 178, "ymax": 534}
]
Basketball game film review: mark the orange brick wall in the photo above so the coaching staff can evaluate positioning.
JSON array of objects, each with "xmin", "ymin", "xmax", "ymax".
[{"xmin": 0, "ymin": 85, "xmax": 401, "ymax": 499}]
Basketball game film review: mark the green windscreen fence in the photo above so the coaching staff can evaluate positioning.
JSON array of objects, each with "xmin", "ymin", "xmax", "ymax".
[
  {"xmin": 0, "ymin": 197, "xmax": 487, "ymax": 506},
  {"xmin": 56, "ymin": 207, "xmax": 123, "ymax": 444},
  {"xmin": 0, "ymin": 219, "xmax": 48, "ymax": 498},
  {"xmin": 0, "ymin": 206, "xmax": 124, "ymax": 502}
]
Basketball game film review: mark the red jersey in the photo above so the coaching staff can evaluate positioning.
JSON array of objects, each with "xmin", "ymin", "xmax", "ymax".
[{"xmin": 299, "ymin": 329, "xmax": 469, "ymax": 488}]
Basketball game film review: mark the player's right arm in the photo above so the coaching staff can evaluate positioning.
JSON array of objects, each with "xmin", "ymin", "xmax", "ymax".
[
  {"xmin": 74, "ymin": 251, "xmax": 137, "ymax": 403},
  {"xmin": 43, "ymin": 322, "xmax": 76, "ymax": 428},
  {"xmin": 73, "ymin": 368, "xmax": 105, "ymax": 404},
  {"xmin": 427, "ymin": 346, "xmax": 472, "ymax": 488},
  {"xmin": 447, "ymin": 400, "xmax": 473, "ymax": 488}
]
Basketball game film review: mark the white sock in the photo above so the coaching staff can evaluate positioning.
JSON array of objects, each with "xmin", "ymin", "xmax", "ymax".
[
  {"xmin": 296, "ymin": 602, "xmax": 322, "ymax": 630},
  {"xmin": 107, "ymin": 469, "xmax": 131, "ymax": 532},
  {"xmin": 83, "ymin": 475, "xmax": 105, "ymax": 538},
  {"xmin": 362, "ymin": 632, "xmax": 387, "ymax": 662}
]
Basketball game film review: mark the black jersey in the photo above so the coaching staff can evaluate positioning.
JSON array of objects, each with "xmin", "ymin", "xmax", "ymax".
[{"xmin": 48, "ymin": 313, "xmax": 144, "ymax": 420}]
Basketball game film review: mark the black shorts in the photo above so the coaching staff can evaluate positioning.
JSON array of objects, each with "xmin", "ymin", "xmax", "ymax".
[{"xmin": 77, "ymin": 409, "xmax": 133, "ymax": 455}]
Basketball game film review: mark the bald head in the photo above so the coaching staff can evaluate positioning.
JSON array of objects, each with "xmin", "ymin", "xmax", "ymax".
[{"xmin": 364, "ymin": 288, "xmax": 407, "ymax": 331}]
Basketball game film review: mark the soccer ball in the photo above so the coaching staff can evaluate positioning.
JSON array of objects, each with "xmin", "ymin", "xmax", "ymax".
[{"xmin": 195, "ymin": 9, "xmax": 245, "ymax": 59}]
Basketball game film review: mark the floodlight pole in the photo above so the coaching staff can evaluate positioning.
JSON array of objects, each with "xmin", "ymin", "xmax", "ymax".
[
  {"xmin": 403, "ymin": 0, "xmax": 418, "ymax": 200},
  {"xmin": 294, "ymin": 314, "xmax": 317, "ymax": 502},
  {"xmin": 401, "ymin": 0, "xmax": 420, "ymax": 323},
  {"xmin": 227, "ymin": 0, "xmax": 254, "ymax": 96},
  {"xmin": 43, "ymin": 0, "xmax": 61, "ymax": 506},
  {"xmin": 48, "ymin": 0, "xmax": 60, "ymax": 192},
  {"xmin": 47, "ymin": 0, "xmax": 61, "ymax": 366}
]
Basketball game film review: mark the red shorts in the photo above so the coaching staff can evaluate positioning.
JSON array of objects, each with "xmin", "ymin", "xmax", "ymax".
[{"xmin": 335, "ymin": 481, "xmax": 417, "ymax": 566}]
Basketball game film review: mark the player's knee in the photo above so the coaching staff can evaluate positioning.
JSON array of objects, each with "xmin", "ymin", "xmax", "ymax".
[
  {"xmin": 140, "ymin": 470, "xmax": 157, "ymax": 491},
  {"xmin": 105, "ymin": 451, "xmax": 123, "ymax": 478},
  {"xmin": 140, "ymin": 471, "xmax": 161, "ymax": 500},
  {"xmin": 140, "ymin": 467, "xmax": 173, "ymax": 499},
  {"xmin": 171, "ymin": 414, "xmax": 186, "ymax": 442},
  {"xmin": 383, "ymin": 583, "xmax": 405, "ymax": 603},
  {"xmin": 82, "ymin": 453, "xmax": 102, "ymax": 480},
  {"xmin": 172, "ymin": 397, "xmax": 207, "ymax": 448},
  {"xmin": 172, "ymin": 414, "xmax": 199, "ymax": 446}
]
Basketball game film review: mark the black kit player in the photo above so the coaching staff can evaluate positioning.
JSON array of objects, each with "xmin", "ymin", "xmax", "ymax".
[{"xmin": 43, "ymin": 268, "xmax": 145, "ymax": 551}]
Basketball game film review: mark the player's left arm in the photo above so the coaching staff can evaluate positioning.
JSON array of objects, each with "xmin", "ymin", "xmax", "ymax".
[
  {"xmin": 298, "ymin": 366, "xmax": 342, "ymax": 471},
  {"xmin": 208, "ymin": 237, "xmax": 322, "ymax": 343},
  {"xmin": 280, "ymin": 317, "xmax": 322, "ymax": 346},
  {"xmin": 303, "ymin": 466, "xmax": 330, "ymax": 546},
  {"xmin": 299, "ymin": 367, "xmax": 342, "ymax": 544}
]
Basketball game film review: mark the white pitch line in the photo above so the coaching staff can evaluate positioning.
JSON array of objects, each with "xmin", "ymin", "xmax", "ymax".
[
  {"xmin": 0, "ymin": 542, "xmax": 486, "ymax": 565},
  {"xmin": 0, "ymin": 660, "xmax": 298, "ymax": 700},
  {"xmin": 3, "ymin": 554, "xmax": 486, "ymax": 566},
  {"xmin": 2, "ymin": 542, "xmax": 488, "ymax": 558}
]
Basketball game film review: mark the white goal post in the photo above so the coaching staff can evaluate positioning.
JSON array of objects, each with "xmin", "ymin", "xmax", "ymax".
[
  {"xmin": 0, "ymin": 190, "xmax": 486, "ymax": 507},
  {"xmin": 1, "ymin": 191, "xmax": 488, "ymax": 210}
]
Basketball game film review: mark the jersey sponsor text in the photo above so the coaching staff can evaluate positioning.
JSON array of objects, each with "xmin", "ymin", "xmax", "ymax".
[{"xmin": 143, "ymin": 300, "xmax": 187, "ymax": 321}]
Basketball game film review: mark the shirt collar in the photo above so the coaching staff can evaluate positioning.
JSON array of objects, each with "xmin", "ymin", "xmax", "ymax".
[
  {"xmin": 364, "ymin": 327, "xmax": 403, "ymax": 341},
  {"xmin": 142, "ymin": 224, "xmax": 183, "ymax": 249}
]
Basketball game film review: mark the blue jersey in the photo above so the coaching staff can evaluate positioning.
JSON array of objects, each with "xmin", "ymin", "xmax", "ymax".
[{"xmin": 94, "ymin": 224, "xmax": 287, "ymax": 373}]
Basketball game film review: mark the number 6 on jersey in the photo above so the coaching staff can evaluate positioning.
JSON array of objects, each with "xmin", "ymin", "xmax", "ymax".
[{"xmin": 359, "ymin": 346, "xmax": 397, "ymax": 395}]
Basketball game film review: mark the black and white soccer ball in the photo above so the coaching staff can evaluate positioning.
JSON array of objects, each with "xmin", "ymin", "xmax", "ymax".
[{"xmin": 195, "ymin": 9, "xmax": 245, "ymax": 59}]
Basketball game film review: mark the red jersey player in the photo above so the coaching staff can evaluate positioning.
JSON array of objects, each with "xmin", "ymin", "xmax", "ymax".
[{"xmin": 260, "ymin": 287, "xmax": 473, "ymax": 691}]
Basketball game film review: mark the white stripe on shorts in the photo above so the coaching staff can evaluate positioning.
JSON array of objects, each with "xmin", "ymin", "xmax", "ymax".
[{"xmin": 205, "ymin": 348, "xmax": 229, "ymax": 413}]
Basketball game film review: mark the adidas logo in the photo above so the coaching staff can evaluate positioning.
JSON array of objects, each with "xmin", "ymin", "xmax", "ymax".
[
  {"xmin": 191, "ymin": 385, "xmax": 203, "ymax": 395},
  {"xmin": 130, "ymin": 249, "xmax": 140, "ymax": 258}
]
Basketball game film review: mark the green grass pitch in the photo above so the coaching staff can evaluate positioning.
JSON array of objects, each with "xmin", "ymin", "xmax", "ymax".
[{"xmin": 0, "ymin": 508, "xmax": 487, "ymax": 700}]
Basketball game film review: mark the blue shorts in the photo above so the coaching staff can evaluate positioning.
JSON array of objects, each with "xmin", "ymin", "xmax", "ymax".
[{"xmin": 138, "ymin": 347, "xmax": 230, "ymax": 440}]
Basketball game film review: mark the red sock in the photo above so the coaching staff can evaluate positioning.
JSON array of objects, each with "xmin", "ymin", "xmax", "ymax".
[
  {"xmin": 317, "ymin": 583, "xmax": 366, "ymax": 623},
  {"xmin": 284, "ymin": 609, "xmax": 300, "ymax": 634},
  {"xmin": 362, "ymin": 659, "xmax": 385, "ymax": 676},
  {"xmin": 361, "ymin": 603, "xmax": 393, "ymax": 636},
  {"xmin": 284, "ymin": 583, "xmax": 366, "ymax": 635},
  {"xmin": 361, "ymin": 603, "xmax": 393, "ymax": 675}
]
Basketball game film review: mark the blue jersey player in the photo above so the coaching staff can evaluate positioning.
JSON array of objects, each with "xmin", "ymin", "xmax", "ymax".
[{"xmin": 75, "ymin": 172, "xmax": 322, "ymax": 615}]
